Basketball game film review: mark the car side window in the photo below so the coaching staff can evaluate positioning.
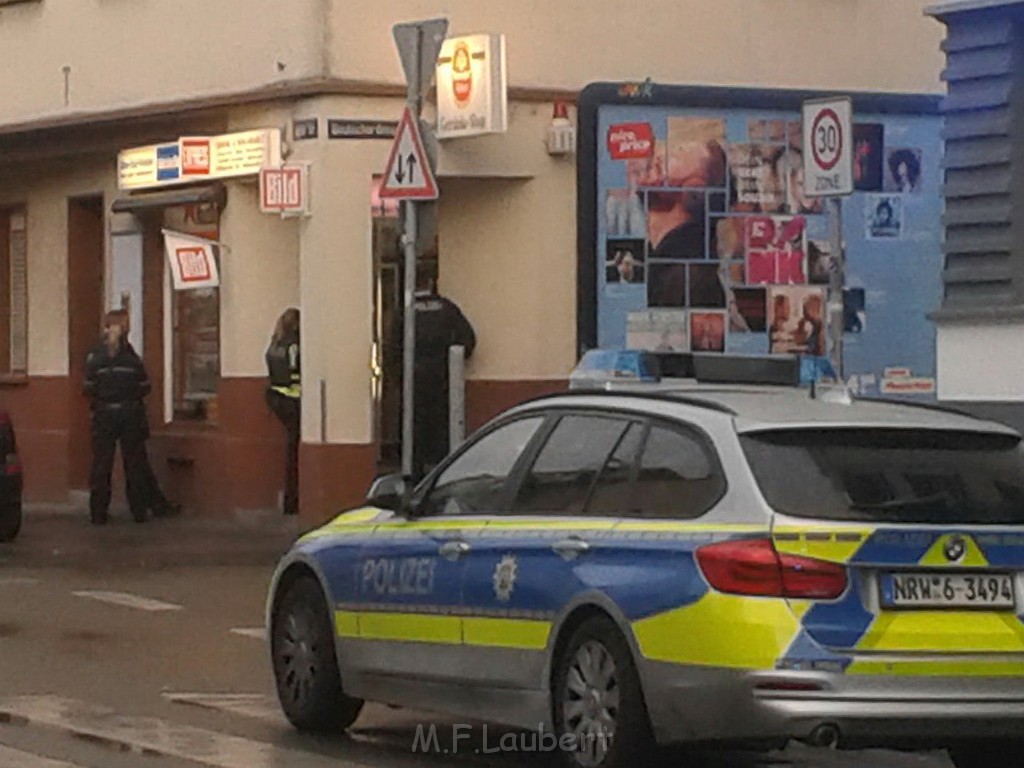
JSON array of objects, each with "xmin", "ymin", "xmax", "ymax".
[
  {"xmin": 512, "ymin": 415, "xmax": 631, "ymax": 515},
  {"xmin": 585, "ymin": 422, "xmax": 645, "ymax": 515},
  {"xmin": 420, "ymin": 416, "xmax": 544, "ymax": 517},
  {"xmin": 632, "ymin": 425, "xmax": 724, "ymax": 518}
]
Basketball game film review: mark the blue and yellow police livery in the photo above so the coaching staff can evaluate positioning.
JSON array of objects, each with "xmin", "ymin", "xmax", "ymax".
[{"xmin": 266, "ymin": 353, "xmax": 1024, "ymax": 768}]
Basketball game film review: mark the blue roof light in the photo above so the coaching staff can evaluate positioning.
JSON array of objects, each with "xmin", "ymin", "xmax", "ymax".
[
  {"xmin": 569, "ymin": 349, "xmax": 660, "ymax": 389},
  {"xmin": 800, "ymin": 356, "xmax": 838, "ymax": 386}
]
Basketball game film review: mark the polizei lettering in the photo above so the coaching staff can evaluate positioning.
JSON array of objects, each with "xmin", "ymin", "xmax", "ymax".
[{"xmin": 361, "ymin": 557, "xmax": 436, "ymax": 596}]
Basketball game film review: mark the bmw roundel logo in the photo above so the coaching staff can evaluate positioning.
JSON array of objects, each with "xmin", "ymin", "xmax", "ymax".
[{"xmin": 944, "ymin": 535, "xmax": 967, "ymax": 563}]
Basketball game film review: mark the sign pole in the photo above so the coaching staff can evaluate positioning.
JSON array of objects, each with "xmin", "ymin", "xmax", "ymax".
[
  {"xmin": 400, "ymin": 29, "xmax": 423, "ymax": 482},
  {"xmin": 802, "ymin": 96, "xmax": 853, "ymax": 381},
  {"xmin": 385, "ymin": 18, "xmax": 445, "ymax": 484},
  {"xmin": 828, "ymin": 197, "xmax": 844, "ymax": 378}
]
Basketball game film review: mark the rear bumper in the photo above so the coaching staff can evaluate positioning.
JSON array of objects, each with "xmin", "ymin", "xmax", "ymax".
[{"xmin": 641, "ymin": 661, "xmax": 1024, "ymax": 748}]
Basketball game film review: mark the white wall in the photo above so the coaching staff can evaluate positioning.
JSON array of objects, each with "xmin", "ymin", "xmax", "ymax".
[
  {"xmin": 937, "ymin": 323, "xmax": 1024, "ymax": 401},
  {"xmin": 0, "ymin": 158, "xmax": 118, "ymax": 376},
  {"xmin": 0, "ymin": 0, "xmax": 324, "ymax": 125},
  {"xmin": 332, "ymin": 0, "xmax": 945, "ymax": 95}
]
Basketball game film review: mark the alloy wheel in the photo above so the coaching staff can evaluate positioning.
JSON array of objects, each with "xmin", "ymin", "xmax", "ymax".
[{"xmin": 561, "ymin": 639, "xmax": 619, "ymax": 766}]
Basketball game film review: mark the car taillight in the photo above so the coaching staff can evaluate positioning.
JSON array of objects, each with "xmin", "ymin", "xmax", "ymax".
[{"xmin": 696, "ymin": 538, "xmax": 847, "ymax": 600}]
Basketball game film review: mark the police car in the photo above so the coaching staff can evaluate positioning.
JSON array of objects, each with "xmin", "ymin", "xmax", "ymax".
[{"xmin": 266, "ymin": 351, "xmax": 1024, "ymax": 768}]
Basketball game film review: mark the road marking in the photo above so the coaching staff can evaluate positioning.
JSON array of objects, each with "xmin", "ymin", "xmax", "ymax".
[
  {"xmin": 0, "ymin": 696, "xmax": 368, "ymax": 768},
  {"xmin": 230, "ymin": 627, "xmax": 266, "ymax": 640},
  {"xmin": 163, "ymin": 692, "xmax": 284, "ymax": 724},
  {"xmin": 71, "ymin": 590, "xmax": 182, "ymax": 612},
  {"xmin": 0, "ymin": 744, "xmax": 78, "ymax": 768},
  {"xmin": 0, "ymin": 577, "xmax": 40, "ymax": 586}
]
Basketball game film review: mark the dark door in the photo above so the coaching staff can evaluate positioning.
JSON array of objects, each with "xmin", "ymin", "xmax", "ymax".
[{"xmin": 67, "ymin": 197, "xmax": 105, "ymax": 490}]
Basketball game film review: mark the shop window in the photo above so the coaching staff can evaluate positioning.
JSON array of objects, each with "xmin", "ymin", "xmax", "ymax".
[
  {"xmin": 165, "ymin": 204, "xmax": 220, "ymax": 422},
  {"xmin": 0, "ymin": 207, "xmax": 28, "ymax": 376}
]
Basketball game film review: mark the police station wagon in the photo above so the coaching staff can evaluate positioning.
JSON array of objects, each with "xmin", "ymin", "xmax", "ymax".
[{"xmin": 266, "ymin": 353, "xmax": 1024, "ymax": 768}]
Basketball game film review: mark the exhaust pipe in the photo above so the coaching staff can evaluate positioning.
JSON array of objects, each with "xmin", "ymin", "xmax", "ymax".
[{"xmin": 805, "ymin": 723, "xmax": 840, "ymax": 749}]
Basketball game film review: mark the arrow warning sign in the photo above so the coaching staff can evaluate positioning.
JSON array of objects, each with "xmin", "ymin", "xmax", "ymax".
[{"xmin": 379, "ymin": 107, "xmax": 438, "ymax": 200}]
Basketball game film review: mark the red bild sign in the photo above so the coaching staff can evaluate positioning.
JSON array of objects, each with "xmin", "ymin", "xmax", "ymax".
[{"xmin": 607, "ymin": 123, "xmax": 654, "ymax": 160}]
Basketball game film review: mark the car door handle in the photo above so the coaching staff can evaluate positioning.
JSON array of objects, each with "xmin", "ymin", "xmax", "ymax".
[
  {"xmin": 438, "ymin": 539, "xmax": 471, "ymax": 560},
  {"xmin": 552, "ymin": 537, "xmax": 591, "ymax": 560}
]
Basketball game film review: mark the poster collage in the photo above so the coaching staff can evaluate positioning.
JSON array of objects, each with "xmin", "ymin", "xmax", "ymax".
[{"xmin": 601, "ymin": 112, "xmax": 925, "ymax": 359}]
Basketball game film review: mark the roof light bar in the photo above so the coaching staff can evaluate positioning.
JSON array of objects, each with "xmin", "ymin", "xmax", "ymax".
[{"xmin": 569, "ymin": 349, "xmax": 839, "ymax": 390}]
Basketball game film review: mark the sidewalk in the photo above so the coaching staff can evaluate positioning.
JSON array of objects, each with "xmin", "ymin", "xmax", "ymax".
[{"xmin": 0, "ymin": 508, "xmax": 308, "ymax": 570}]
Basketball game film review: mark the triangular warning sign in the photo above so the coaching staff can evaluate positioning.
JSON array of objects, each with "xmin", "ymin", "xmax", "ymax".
[{"xmin": 379, "ymin": 107, "xmax": 438, "ymax": 200}]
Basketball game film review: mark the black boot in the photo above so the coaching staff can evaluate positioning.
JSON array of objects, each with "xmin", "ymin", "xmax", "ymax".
[{"xmin": 152, "ymin": 502, "xmax": 181, "ymax": 518}]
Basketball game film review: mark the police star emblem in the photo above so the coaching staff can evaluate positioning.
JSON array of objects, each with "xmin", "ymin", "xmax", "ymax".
[{"xmin": 492, "ymin": 554, "xmax": 518, "ymax": 602}]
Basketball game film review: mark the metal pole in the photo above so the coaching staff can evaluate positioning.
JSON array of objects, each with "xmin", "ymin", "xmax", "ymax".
[
  {"xmin": 401, "ymin": 202, "xmax": 418, "ymax": 479},
  {"xmin": 400, "ymin": 27, "xmax": 424, "ymax": 481},
  {"xmin": 827, "ymin": 196, "xmax": 845, "ymax": 378},
  {"xmin": 449, "ymin": 345, "xmax": 465, "ymax": 450}
]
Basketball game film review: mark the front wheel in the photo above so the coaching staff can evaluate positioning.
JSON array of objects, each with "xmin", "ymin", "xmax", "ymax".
[
  {"xmin": 552, "ymin": 615, "xmax": 653, "ymax": 768},
  {"xmin": 271, "ymin": 575, "xmax": 363, "ymax": 732}
]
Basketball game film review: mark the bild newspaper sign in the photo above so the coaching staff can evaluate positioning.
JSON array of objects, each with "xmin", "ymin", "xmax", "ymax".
[{"xmin": 260, "ymin": 164, "xmax": 311, "ymax": 216}]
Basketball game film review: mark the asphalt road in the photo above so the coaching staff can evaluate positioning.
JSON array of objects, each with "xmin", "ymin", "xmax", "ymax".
[{"xmin": 0, "ymin": 561, "xmax": 956, "ymax": 768}]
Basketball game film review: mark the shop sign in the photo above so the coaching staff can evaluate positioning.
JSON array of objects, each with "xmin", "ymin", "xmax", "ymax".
[
  {"xmin": 163, "ymin": 229, "xmax": 220, "ymax": 291},
  {"xmin": 260, "ymin": 164, "xmax": 310, "ymax": 216},
  {"xmin": 156, "ymin": 144, "xmax": 181, "ymax": 182},
  {"xmin": 435, "ymin": 33, "xmax": 507, "ymax": 139},
  {"xmin": 880, "ymin": 367, "xmax": 935, "ymax": 394},
  {"xmin": 607, "ymin": 123, "xmax": 654, "ymax": 160},
  {"xmin": 118, "ymin": 129, "xmax": 282, "ymax": 190},
  {"xmin": 118, "ymin": 142, "xmax": 180, "ymax": 190},
  {"xmin": 180, "ymin": 129, "xmax": 283, "ymax": 179}
]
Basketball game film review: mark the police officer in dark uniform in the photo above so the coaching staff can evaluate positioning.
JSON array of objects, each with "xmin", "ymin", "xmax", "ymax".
[
  {"xmin": 84, "ymin": 310, "xmax": 179, "ymax": 525},
  {"xmin": 411, "ymin": 275, "xmax": 476, "ymax": 479},
  {"xmin": 265, "ymin": 308, "xmax": 301, "ymax": 516}
]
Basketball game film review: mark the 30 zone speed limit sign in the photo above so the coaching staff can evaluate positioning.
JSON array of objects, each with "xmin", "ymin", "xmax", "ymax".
[{"xmin": 802, "ymin": 97, "xmax": 853, "ymax": 197}]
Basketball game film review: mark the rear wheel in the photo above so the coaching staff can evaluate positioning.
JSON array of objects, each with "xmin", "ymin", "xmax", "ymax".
[
  {"xmin": 0, "ymin": 502, "xmax": 21, "ymax": 542},
  {"xmin": 949, "ymin": 741, "xmax": 1024, "ymax": 768},
  {"xmin": 271, "ymin": 574, "xmax": 363, "ymax": 732},
  {"xmin": 552, "ymin": 615, "xmax": 653, "ymax": 768}
]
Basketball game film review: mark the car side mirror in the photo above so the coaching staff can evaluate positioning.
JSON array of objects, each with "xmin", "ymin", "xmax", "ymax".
[{"xmin": 366, "ymin": 473, "xmax": 407, "ymax": 511}]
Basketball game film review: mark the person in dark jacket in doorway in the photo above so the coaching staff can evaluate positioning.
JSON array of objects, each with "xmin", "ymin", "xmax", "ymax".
[
  {"xmin": 84, "ymin": 310, "xmax": 179, "ymax": 525},
  {"xmin": 265, "ymin": 307, "xmax": 301, "ymax": 516},
  {"xmin": 411, "ymin": 276, "xmax": 476, "ymax": 479}
]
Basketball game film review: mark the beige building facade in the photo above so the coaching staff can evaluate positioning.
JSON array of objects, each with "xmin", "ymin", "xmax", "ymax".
[{"xmin": 0, "ymin": 0, "xmax": 945, "ymax": 522}]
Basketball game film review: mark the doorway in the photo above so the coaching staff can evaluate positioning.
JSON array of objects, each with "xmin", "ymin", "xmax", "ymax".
[
  {"xmin": 370, "ymin": 209, "xmax": 437, "ymax": 471},
  {"xmin": 67, "ymin": 196, "xmax": 105, "ymax": 490}
]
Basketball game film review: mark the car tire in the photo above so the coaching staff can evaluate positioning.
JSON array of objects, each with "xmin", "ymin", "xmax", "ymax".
[
  {"xmin": 0, "ymin": 503, "xmax": 21, "ymax": 543},
  {"xmin": 949, "ymin": 741, "xmax": 1022, "ymax": 768},
  {"xmin": 552, "ymin": 615, "xmax": 653, "ymax": 768},
  {"xmin": 271, "ymin": 574, "xmax": 363, "ymax": 733}
]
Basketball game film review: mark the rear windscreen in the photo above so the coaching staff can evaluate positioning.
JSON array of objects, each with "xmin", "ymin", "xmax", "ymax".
[{"xmin": 740, "ymin": 429, "xmax": 1024, "ymax": 523}]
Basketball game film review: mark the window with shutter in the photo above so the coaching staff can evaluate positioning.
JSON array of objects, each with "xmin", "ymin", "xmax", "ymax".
[{"xmin": 0, "ymin": 208, "xmax": 28, "ymax": 376}]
